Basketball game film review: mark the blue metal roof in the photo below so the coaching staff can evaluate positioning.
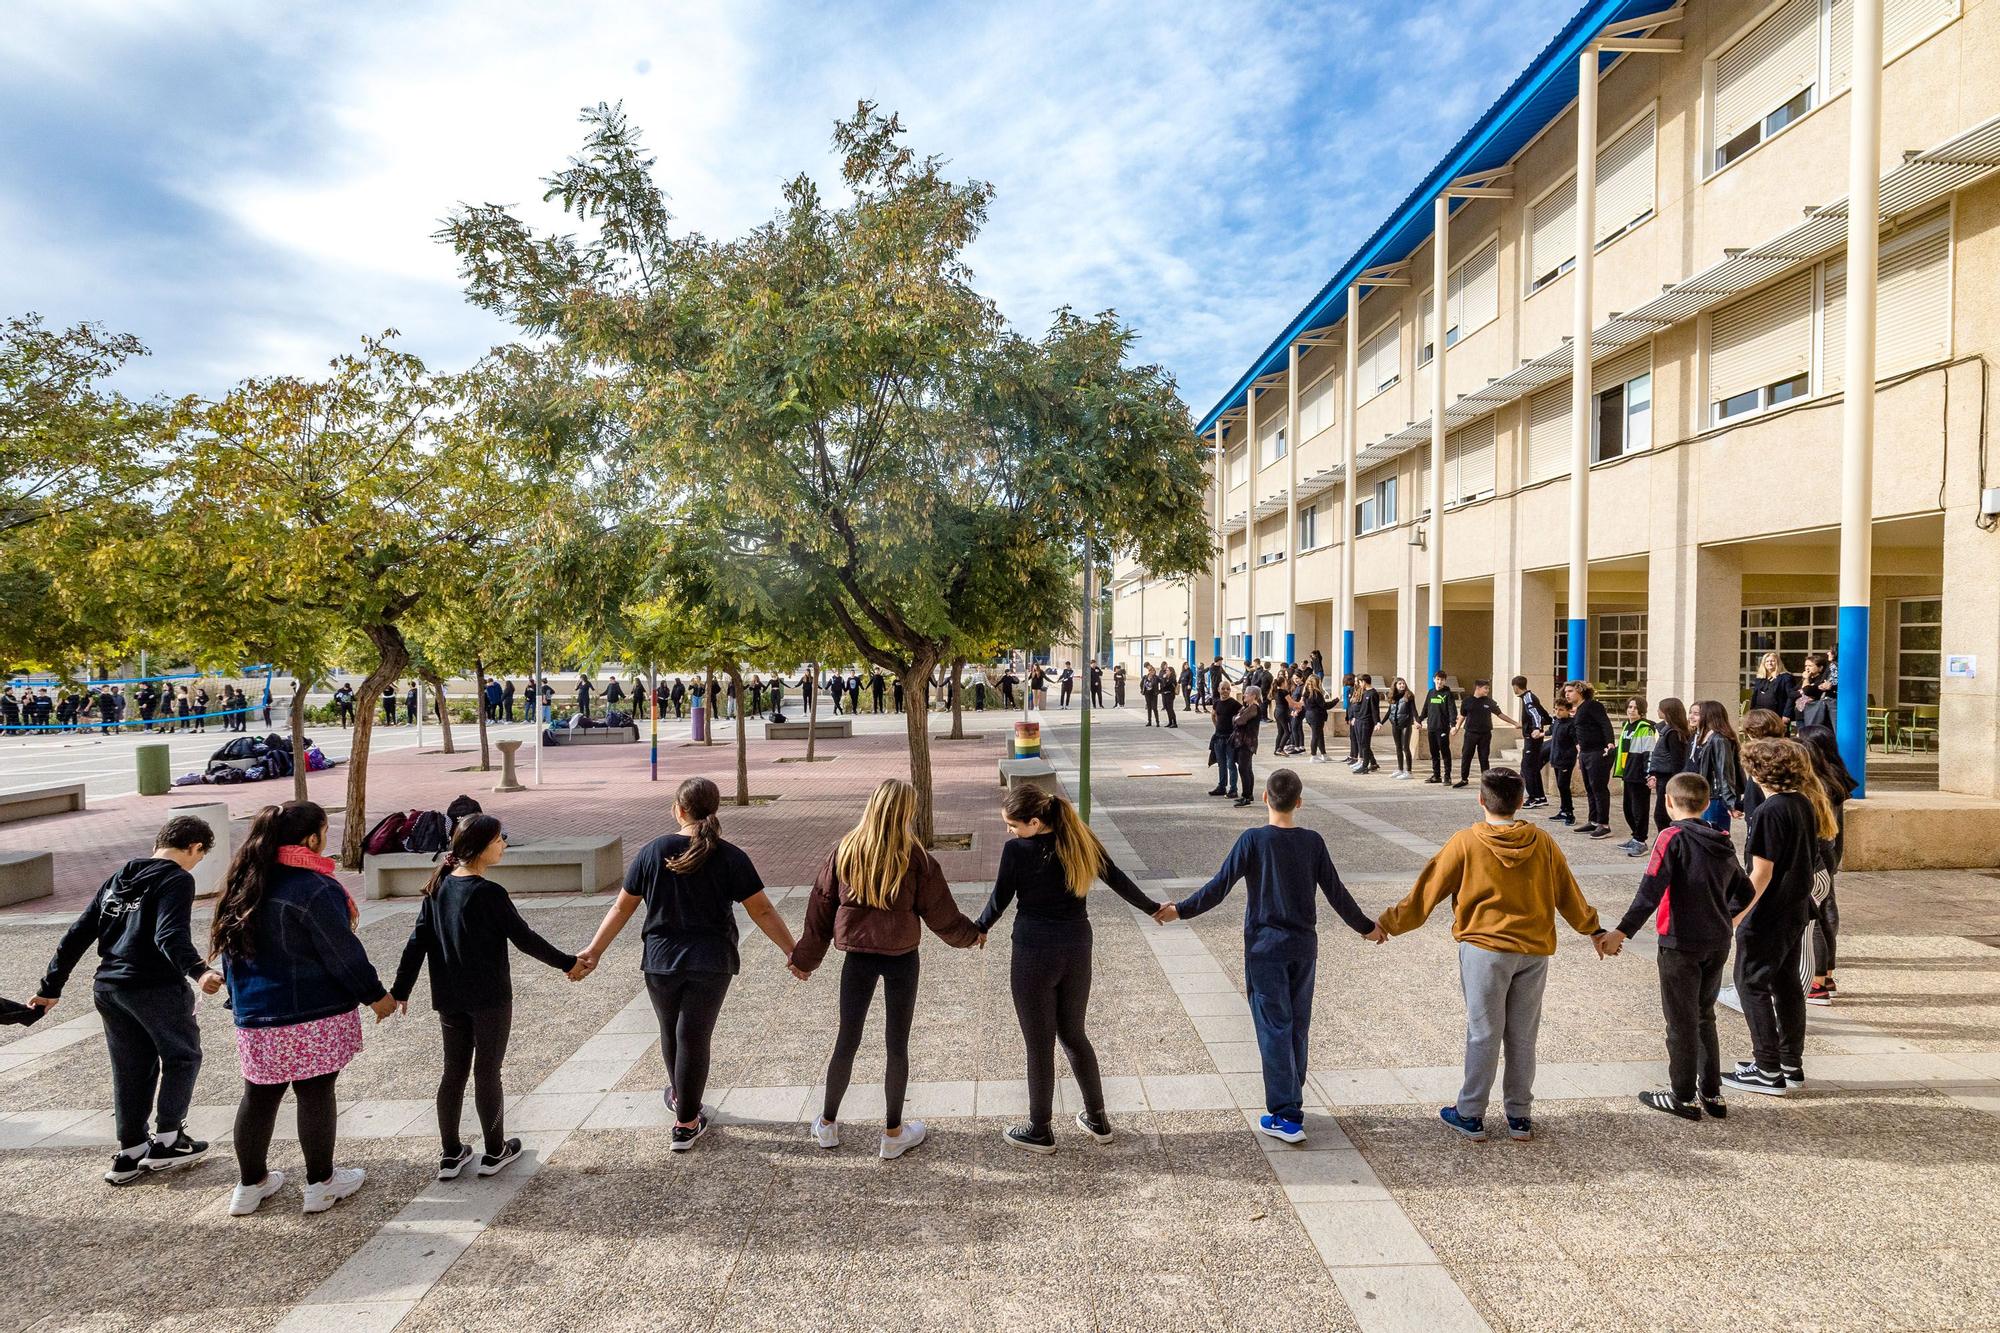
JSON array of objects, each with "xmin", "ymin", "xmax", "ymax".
[{"xmin": 1196, "ymin": 0, "xmax": 1665, "ymax": 436}]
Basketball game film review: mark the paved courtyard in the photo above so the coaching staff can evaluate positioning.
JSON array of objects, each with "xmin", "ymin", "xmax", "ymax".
[{"xmin": 2, "ymin": 704, "xmax": 1997, "ymax": 1331}]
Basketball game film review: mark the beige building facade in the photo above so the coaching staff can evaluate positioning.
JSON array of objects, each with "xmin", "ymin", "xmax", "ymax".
[{"xmin": 1112, "ymin": 0, "xmax": 2000, "ymax": 802}]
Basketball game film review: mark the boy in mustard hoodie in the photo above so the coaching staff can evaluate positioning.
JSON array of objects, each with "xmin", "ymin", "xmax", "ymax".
[{"xmin": 1370, "ymin": 768, "xmax": 1605, "ymax": 1141}]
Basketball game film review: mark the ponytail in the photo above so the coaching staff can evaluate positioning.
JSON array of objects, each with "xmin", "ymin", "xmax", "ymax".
[
  {"xmin": 664, "ymin": 776, "xmax": 722, "ymax": 874},
  {"xmin": 211, "ymin": 800, "xmax": 328, "ymax": 959},
  {"xmin": 1002, "ymin": 784, "xmax": 1107, "ymax": 898},
  {"xmin": 424, "ymin": 814, "xmax": 504, "ymax": 896}
]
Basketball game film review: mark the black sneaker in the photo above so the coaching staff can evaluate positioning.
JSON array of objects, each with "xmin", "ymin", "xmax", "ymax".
[
  {"xmin": 1232, "ymin": 798, "xmax": 1253, "ymax": 808},
  {"xmin": 437, "ymin": 1144, "xmax": 474, "ymax": 1179},
  {"xmin": 1206, "ymin": 787, "xmax": 1227, "ymax": 797},
  {"xmin": 1075, "ymin": 1109, "xmax": 1113, "ymax": 1143},
  {"xmin": 1451, "ymin": 780, "xmax": 1469, "ymax": 789},
  {"xmin": 1638, "ymin": 1091, "xmax": 1701, "ymax": 1121},
  {"xmin": 1003, "ymin": 1124, "xmax": 1057, "ymax": 1155},
  {"xmin": 1701, "ymin": 1096, "xmax": 1728, "ymax": 1120},
  {"xmin": 1424, "ymin": 776, "xmax": 1443, "ymax": 784},
  {"xmin": 1590, "ymin": 827, "xmax": 1613, "ymax": 839},
  {"xmin": 142, "ymin": 1131, "xmax": 209, "ymax": 1174},
  {"xmin": 104, "ymin": 1145, "xmax": 150, "ymax": 1187},
  {"xmin": 1780, "ymin": 1065, "xmax": 1805, "ymax": 1086},
  {"xmin": 1720, "ymin": 1066, "xmax": 1787, "ymax": 1096},
  {"xmin": 478, "ymin": 1138, "xmax": 524, "ymax": 1175},
  {"xmin": 669, "ymin": 1112, "xmax": 710, "ymax": 1153}
]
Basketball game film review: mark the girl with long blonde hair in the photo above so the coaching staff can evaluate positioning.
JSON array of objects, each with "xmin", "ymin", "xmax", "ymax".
[
  {"xmin": 974, "ymin": 784, "xmax": 1161, "ymax": 1154},
  {"xmin": 789, "ymin": 779, "xmax": 983, "ymax": 1159}
]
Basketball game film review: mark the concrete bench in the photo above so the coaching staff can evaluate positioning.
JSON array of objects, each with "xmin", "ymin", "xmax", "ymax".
[
  {"xmin": 543, "ymin": 725, "xmax": 640, "ymax": 746},
  {"xmin": 764, "ymin": 719, "xmax": 853, "ymax": 740},
  {"xmin": 0, "ymin": 851, "xmax": 55, "ymax": 907},
  {"xmin": 365, "ymin": 836, "xmax": 624, "ymax": 900},
  {"xmin": 998, "ymin": 757, "xmax": 1062, "ymax": 796},
  {"xmin": 0, "ymin": 784, "xmax": 86, "ymax": 826}
]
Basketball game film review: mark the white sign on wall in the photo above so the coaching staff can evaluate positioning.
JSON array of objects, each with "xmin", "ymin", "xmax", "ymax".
[{"xmin": 1944, "ymin": 655, "xmax": 1976, "ymax": 679}]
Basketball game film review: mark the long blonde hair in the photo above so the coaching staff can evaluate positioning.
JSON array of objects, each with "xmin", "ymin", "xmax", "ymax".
[
  {"xmin": 1003, "ymin": 785, "xmax": 1106, "ymax": 897},
  {"xmin": 835, "ymin": 779, "xmax": 920, "ymax": 909},
  {"xmin": 1741, "ymin": 738, "xmax": 1838, "ymax": 840}
]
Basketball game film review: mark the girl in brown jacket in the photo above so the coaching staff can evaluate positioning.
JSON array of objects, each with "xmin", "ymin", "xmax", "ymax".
[{"xmin": 790, "ymin": 779, "xmax": 983, "ymax": 1159}]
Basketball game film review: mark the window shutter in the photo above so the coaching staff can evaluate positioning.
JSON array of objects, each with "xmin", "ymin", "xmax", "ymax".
[
  {"xmin": 1452, "ymin": 239, "xmax": 1500, "ymax": 334},
  {"xmin": 1824, "ymin": 210, "xmax": 1951, "ymax": 388},
  {"xmin": 1831, "ymin": 0, "xmax": 1960, "ymax": 92},
  {"xmin": 1709, "ymin": 271, "xmax": 1813, "ymax": 406},
  {"xmin": 1299, "ymin": 373, "xmax": 1334, "ymax": 441},
  {"xmin": 1713, "ymin": 0, "xmax": 1819, "ymax": 147},
  {"xmin": 1596, "ymin": 342, "xmax": 1652, "ymax": 393},
  {"xmin": 1594, "ymin": 114, "xmax": 1656, "ymax": 244},
  {"xmin": 1360, "ymin": 322, "xmax": 1401, "ymax": 398},
  {"xmin": 1445, "ymin": 418, "xmax": 1495, "ymax": 504},
  {"xmin": 1527, "ymin": 384, "xmax": 1572, "ymax": 482},
  {"xmin": 1419, "ymin": 291, "xmax": 1436, "ymax": 360},
  {"xmin": 1528, "ymin": 177, "xmax": 1576, "ymax": 287}
]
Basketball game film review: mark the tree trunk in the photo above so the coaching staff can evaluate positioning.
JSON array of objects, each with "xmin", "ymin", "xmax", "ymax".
[
  {"xmin": 703, "ymin": 669, "xmax": 716, "ymax": 746},
  {"xmin": 425, "ymin": 673, "xmax": 455, "ymax": 754},
  {"xmin": 474, "ymin": 657, "xmax": 492, "ymax": 772},
  {"xmin": 728, "ymin": 667, "xmax": 749, "ymax": 806},
  {"xmin": 340, "ymin": 623, "xmax": 409, "ymax": 869},
  {"xmin": 806, "ymin": 664, "xmax": 819, "ymax": 763},
  {"xmin": 289, "ymin": 677, "xmax": 309, "ymax": 805},
  {"xmin": 948, "ymin": 653, "xmax": 966, "ymax": 740},
  {"xmin": 900, "ymin": 649, "xmax": 939, "ymax": 846}
]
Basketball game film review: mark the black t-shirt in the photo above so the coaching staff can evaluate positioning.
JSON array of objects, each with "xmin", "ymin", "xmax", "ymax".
[
  {"xmin": 972, "ymin": 833, "xmax": 1159, "ymax": 946},
  {"xmin": 391, "ymin": 874, "xmax": 576, "ymax": 1012},
  {"xmin": 1743, "ymin": 791, "xmax": 1816, "ymax": 931},
  {"xmin": 623, "ymin": 834, "xmax": 765, "ymax": 975},
  {"xmin": 1211, "ymin": 697, "xmax": 1241, "ymax": 737},
  {"xmin": 1461, "ymin": 695, "xmax": 1502, "ymax": 734}
]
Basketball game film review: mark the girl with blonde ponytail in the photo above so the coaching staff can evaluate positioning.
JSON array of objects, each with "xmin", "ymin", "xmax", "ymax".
[
  {"xmin": 975, "ymin": 784, "xmax": 1161, "ymax": 1154},
  {"xmin": 791, "ymin": 779, "xmax": 984, "ymax": 1161},
  {"xmin": 579, "ymin": 776, "xmax": 795, "ymax": 1152}
]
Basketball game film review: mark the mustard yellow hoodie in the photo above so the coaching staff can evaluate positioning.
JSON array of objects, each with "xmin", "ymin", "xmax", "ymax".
[{"xmin": 1377, "ymin": 819, "xmax": 1600, "ymax": 955}]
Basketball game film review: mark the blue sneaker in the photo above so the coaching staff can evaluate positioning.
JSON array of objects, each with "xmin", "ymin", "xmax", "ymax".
[
  {"xmin": 1255, "ymin": 1115, "xmax": 1307, "ymax": 1144},
  {"xmin": 1505, "ymin": 1116, "xmax": 1533, "ymax": 1141},
  {"xmin": 1439, "ymin": 1107, "xmax": 1487, "ymax": 1141}
]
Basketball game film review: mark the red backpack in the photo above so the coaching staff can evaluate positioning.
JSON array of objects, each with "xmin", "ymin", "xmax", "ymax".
[{"xmin": 362, "ymin": 811, "xmax": 410, "ymax": 857}]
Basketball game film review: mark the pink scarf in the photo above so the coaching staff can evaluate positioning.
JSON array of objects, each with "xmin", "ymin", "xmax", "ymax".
[{"xmin": 276, "ymin": 844, "xmax": 337, "ymax": 875}]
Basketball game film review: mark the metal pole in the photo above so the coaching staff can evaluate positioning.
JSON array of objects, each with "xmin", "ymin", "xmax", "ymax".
[
  {"xmin": 1343, "ymin": 284, "xmax": 1360, "ymax": 710},
  {"xmin": 415, "ymin": 672, "xmax": 424, "ymax": 750},
  {"xmin": 1212, "ymin": 424, "xmax": 1225, "ymax": 661},
  {"xmin": 1567, "ymin": 44, "xmax": 1598, "ymax": 685},
  {"xmin": 1428, "ymin": 194, "xmax": 1449, "ymax": 683},
  {"xmin": 649, "ymin": 659, "xmax": 659, "ymax": 782},
  {"xmin": 1838, "ymin": 0, "xmax": 1882, "ymax": 796},
  {"xmin": 532, "ymin": 629, "xmax": 543, "ymax": 786},
  {"xmin": 1079, "ymin": 543, "xmax": 1093, "ymax": 821}
]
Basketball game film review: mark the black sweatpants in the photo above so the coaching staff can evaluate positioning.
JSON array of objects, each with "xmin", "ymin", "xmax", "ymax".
[
  {"xmin": 1232, "ymin": 743, "xmax": 1256, "ymax": 802},
  {"xmin": 1621, "ymin": 779, "xmax": 1652, "ymax": 842},
  {"xmin": 95, "ymin": 982, "xmax": 202, "ymax": 1150},
  {"xmin": 1736, "ymin": 923, "xmax": 1807, "ymax": 1073},
  {"xmin": 1392, "ymin": 721, "xmax": 1413, "ymax": 772},
  {"xmin": 234, "ymin": 1070, "xmax": 340, "ymax": 1186},
  {"xmin": 1657, "ymin": 944, "xmax": 1729, "ymax": 1103},
  {"xmin": 1457, "ymin": 731, "xmax": 1491, "ymax": 782},
  {"xmin": 1428, "ymin": 731, "xmax": 1452, "ymax": 781},
  {"xmin": 437, "ymin": 1003, "xmax": 512, "ymax": 1155},
  {"xmin": 1552, "ymin": 757, "xmax": 1576, "ymax": 817},
  {"xmin": 821, "ymin": 949, "xmax": 920, "ymax": 1129},
  {"xmin": 1579, "ymin": 750, "xmax": 1612, "ymax": 827},
  {"xmin": 1308, "ymin": 718, "xmax": 1327, "ymax": 758},
  {"xmin": 646, "ymin": 970, "xmax": 733, "ymax": 1124},
  {"xmin": 1521, "ymin": 739, "xmax": 1546, "ymax": 802},
  {"xmin": 1012, "ymin": 938, "xmax": 1103, "ymax": 1132}
]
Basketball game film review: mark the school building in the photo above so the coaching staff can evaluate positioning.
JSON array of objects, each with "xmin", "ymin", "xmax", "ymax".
[{"xmin": 1108, "ymin": 0, "xmax": 2000, "ymax": 856}]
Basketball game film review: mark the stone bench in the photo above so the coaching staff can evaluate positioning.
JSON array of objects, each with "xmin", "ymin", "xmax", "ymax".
[
  {"xmin": 365, "ymin": 836, "xmax": 624, "ymax": 900},
  {"xmin": 0, "ymin": 851, "xmax": 55, "ymax": 907},
  {"xmin": 997, "ymin": 757, "xmax": 1062, "ymax": 796},
  {"xmin": 543, "ymin": 726, "xmax": 640, "ymax": 746},
  {"xmin": 0, "ymin": 784, "xmax": 86, "ymax": 826},
  {"xmin": 764, "ymin": 719, "xmax": 853, "ymax": 740}
]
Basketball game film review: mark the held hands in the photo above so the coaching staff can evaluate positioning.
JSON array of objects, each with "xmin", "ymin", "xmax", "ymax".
[
  {"xmin": 1152, "ymin": 904, "xmax": 1180, "ymax": 925},
  {"xmin": 1364, "ymin": 923, "xmax": 1387, "ymax": 944},
  {"xmin": 27, "ymin": 994, "xmax": 57, "ymax": 1013},
  {"xmin": 787, "ymin": 963, "xmax": 811, "ymax": 981},
  {"xmin": 197, "ymin": 970, "xmax": 224, "ymax": 996},
  {"xmin": 567, "ymin": 948, "xmax": 598, "ymax": 982},
  {"xmin": 1594, "ymin": 929, "xmax": 1626, "ymax": 958},
  {"xmin": 368, "ymin": 994, "xmax": 399, "ymax": 1023}
]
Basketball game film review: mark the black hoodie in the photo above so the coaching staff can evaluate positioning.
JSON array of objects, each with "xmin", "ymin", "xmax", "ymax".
[
  {"xmin": 38, "ymin": 859, "xmax": 208, "ymax": 996},
  {"xmin": 1614, "ymin": 819, "xmax": 1751, "ymax": 953}
]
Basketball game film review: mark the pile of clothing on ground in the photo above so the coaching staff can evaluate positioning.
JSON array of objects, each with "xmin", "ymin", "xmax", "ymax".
[{"xmin": 172, "ymin": 733, "xmax": 334, "ymax": 786}]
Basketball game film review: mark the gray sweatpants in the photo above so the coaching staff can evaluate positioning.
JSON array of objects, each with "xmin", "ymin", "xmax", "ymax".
[{"xmin": 1456, "ymin": 943, "xmax": 1550, "ymax": 1121}]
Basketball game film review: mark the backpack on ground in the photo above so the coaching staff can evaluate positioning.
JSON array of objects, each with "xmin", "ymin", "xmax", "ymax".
[
  {"xmin": 444, "ymin": 794, "xmax": 482, "ymax": 835},
  {"xmin": 363, "ymin": 811, "xmax": 411, "ymax": 857},
  {"xmin": 402, "ymin": 809, "xmax": 449, "ymax": 855}
]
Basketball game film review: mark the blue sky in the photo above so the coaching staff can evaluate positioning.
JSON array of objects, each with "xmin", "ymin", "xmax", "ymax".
[{"xmin": 1, "ymin": 0, "xmax": 1580, "ymax": 418}]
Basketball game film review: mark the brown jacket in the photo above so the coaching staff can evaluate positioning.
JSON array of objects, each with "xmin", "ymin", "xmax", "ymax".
[
  {"xmin": 789, "ymin": 848, "xmax": 980, "ymax": 972},
  {"xmin": 1376, "ymin": 819, "xmax": 1600, "ymax": 956}
]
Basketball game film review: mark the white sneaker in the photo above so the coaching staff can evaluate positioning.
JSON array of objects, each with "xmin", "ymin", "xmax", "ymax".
[
  {"xmin": 301, "ymin": 1166, "xmax": 366, "ymax": 1214},
  {"xmin": 229, "ymin": 1169, "xmax": 286, "ymax": 1216},
  {"xmin": 879, "ymin": 1119, "xmax": 928, "ymax": 1160},
  {"xmin": 1393, "ymin": 770, "xmax": 1413, "ymax": 781},
  {"xmin": 809, "ymin": 1116, "xmax": 840, "ymax": 1150},
  {"xmin": 1717, "ymin": 984, "xmax": 1743, "ymax": 1014}
]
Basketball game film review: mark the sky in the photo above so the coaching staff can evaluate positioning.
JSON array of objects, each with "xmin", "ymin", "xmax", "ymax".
[{"xmin": 0, "ymin": 0, "xmax": 1581, "ymax": 421}]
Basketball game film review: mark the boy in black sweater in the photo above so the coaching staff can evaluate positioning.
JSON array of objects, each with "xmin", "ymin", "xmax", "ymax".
[
  {"xmin": 1545, "ymin": 700, "xmax": 1578, "ymax": 824},
  {"xmin": 32, "ymin": 816, "xmax": 223, "ymax": 1184},
  {"xmin": 1155, "ymin": 769, "xmax": 1377, "ymax": 1144},
  {"xmin": 1597, "ymin": 774, "xmax": 1748, "ymax": 1120},
  {"xmin": 1421, "ymin": 672, "xmax": 1457, "ymax": 784}
]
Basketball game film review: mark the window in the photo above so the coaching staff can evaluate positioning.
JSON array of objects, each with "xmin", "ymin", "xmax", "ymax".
[
  {"xmin": 1298, "ymin": 373, "xmax": 1335, "ymax": 441},
  {"xmin": 1593, "ymin": 344, "xmax": 1653, "ymax": 462},
  {"xmin": 1895, "ymin": 597, "xmax": 1942, "ymax": 705},
  {"xmin": 1297, "ymin": 503, "xmax": 1319, "ymax": 552},
  {"xmin": 1709, "ymin": 271, "xmax": 1813, "ymax": 423},
  {"xmin": 1419, "ymin": 420, "xmax": 1497, "ymax": 509},
  {"xmin": 1553, "ymin": 616, "xmax": 1575, "ymax": 679},
  {"xmin": 1526, "ymin": 382, "xmax": 1573, "ymax": 483},
  {"xmin": 1822, "ymin": 209, "xmax": 1952, "ymax": 389},
  {"xmin": 1257, "ymin": 614, "xmax": 1282, "ymax": 660},
  {"xmin": 1595, "ymin": 613, "xmax": 1648, "ymax": 692},
  {"xmin": 1228, "ymin": 449, "xmax": 1248, "ymax": 488},
  {"xmin": 1711, "ymin": 0, "xmax": 1820, "ymax": 171},
  {"xmin": 1525, "ymin": 112, "xmax": 1657, "ymax": 294},
  {"xmin": 1261, "ymin": 419, "xmax": 1287, "ymax": 469},
  {"xmin": 1226, "ymin": 618, "xmax": 1247, "ymax": 653},
  {"xmin": 1527, "ymin": 177, "xmax": 1577, "ymax": 293},
  {"xmin": 1357, "ymin": 322, "xmax": 1401, "ymax": 403},
  {"xmin": 1354, "ymin": 474, "xmax": 1397, "ymax": 535},
  {"xmin": 1740, "ymin": 605, "xmax": 1837, "ymax": 691},
  {"xmin": 1419, "ymin": 238, "xmax": 1501, "ymax": 364},
  {"xmin": 1145, "ymin": 637, "xmax": 1163, "ymax": 658}
]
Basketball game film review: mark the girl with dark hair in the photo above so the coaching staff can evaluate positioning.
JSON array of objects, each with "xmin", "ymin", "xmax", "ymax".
[
  {"xmin": 1230, "ymin": 686, "xmax": 1265, "ymax": 809},
  {"xmin": 1792, "ymin": 652, "xmax": 1835, "ymax": 728},
  {"xmin": 390, "ymin": 815, "xmax": 582, "ymax": 1179},
  {"xmin": 1794, "ymin": 725, "xmax": 1856, "ymax": 1006},
  {"xmin": 1645, "ymin": 699, "xmax": 1693, "ymax": 845},
  {"xmin": 211, "ymin": 801, "xmax": 396, "ymax": 1217},
  {"xmin": 1387, "ymin": 678, "xmax": 1417, "ymax": 780},
  {"xmin": 1685, "ymin": 701, "xmax": 1742, "ymax": 833},
  {"xmin": 975, "ymin": 785, "xmax": 1160, "ymax": 1154},
  {"xmin": 1301, "ymin": 676, "xmax": 1330, "ymax": 762},
  {"xmin": 577, "ymin": 777, "xmax": 794, "ymax": 1151}
]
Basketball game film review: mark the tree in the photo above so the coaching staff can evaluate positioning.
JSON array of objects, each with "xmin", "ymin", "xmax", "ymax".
[{"xmin": 444, "ymin": 103, "xmax": 1211, "ymax": 841}]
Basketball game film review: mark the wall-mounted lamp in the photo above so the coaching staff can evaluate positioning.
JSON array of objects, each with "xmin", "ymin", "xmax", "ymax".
[{"xmin": 1409, "ymin": 525, "xmax": 1427, "ymax": 551}]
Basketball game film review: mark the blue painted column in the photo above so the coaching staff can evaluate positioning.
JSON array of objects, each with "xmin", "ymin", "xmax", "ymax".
[
  {"xmin": 1567, "ymin": 617, "xmax": 1588, "ymax": 684},
  {"xmin": 1284, "ymin": 632, "xmax": 1296, "ymax": 667},
  {"xmin": 1341, "ymin": 628, "xmax": 1355, "ymax": 710},
  {"xmin": 1212, "ymin": 635, "xmax": 1221, "ymax": 661},
  {"xmin": 1837, "ymin": 608, "xmax": 1870, "ymax": 797},
  {"xmin": 1242, "ymin": 632, "xmax": 1254, "ymax": 663},
  {"xmin": 1427, "ymin": 625, "xmax": 1443, "ymax": 685},
  {"xmin": 1186, "ymin": 638, "xmax": 1197, "ymax": 669}
]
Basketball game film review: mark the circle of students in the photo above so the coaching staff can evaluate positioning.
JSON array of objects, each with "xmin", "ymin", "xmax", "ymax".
[{"xmin": 10, "ymin": 646, "xmax": 1849, "ymax": 1212}]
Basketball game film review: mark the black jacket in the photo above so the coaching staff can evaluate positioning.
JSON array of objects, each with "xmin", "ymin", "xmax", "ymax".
[
  {"xmin": 391, "ymin": 874, "xmax": 576, "ymax": 1012},
  {"xmin": 39, "ymin": 859, "xmax": 208, "ymax": 997},
  {"xmin": 1549, "ymin": 716, "xmax": 1578, "ymax": 765},
  {"xmin": 1518, "ymin": 690, "xmax": 1552, "ymax": 737},
  {"xmin": 1615, "ymin": 819, "xmax": 1750, "ymax": 952},
  {"xmin": 1386, "ymin": 692, "xmax": 1416, "ymax": 727},
  {"xmin": 1572, "ymin": 698, "xmax": 1614, "ymax": 752},
  {"xmin": 1646, "ymin": 727, "xmax": 1689, "ymax": 779},
  {"xmin": 1421, "ymin": 687, "xmax": 1456, "ymax": 734},
  {"xmin": 1352, "ymin": 688, "xmax": 1381, "ymax": 726},
  {"xmin": 1748, "ymin": 673, "xmax": 1796, "ymax": 720}
]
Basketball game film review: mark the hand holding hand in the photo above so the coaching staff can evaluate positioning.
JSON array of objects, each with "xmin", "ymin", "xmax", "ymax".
[
  {"xmin": 788, "ymin": 963, "xmax": 811, "ymax": 981},
  {"xmin": 1595, "ymin": 929, "xmax": 1625, "ymax": 958},
  {"xmin": 369, "ymin": 994, "xmax": 398, "ymax": 1023},
  {"xmin": 975, "ymin": 933, "xmax": 987, "ymax": 950},
  {"xmin": 1364, "ymin": 923, "xmax": 1387, "ymax": 944},
  {"xmin": 27, "ymin": 994, "xmax": 57, "ymax": 1013},
  {"xmin": 197, "ymin": 970, "xmax": 224, "ymax": 996},
  {"xmin": 1152, "ymin": 904, "xmax": 1180, "ymax": 925}
]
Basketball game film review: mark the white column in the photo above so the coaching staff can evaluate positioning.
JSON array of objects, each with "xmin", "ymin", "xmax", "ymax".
[
  {"xmin": 1428, "ymin": 194, "xmax": 1448, "ymax": 681},
  {"xmin": 1212, "ymin": 423, "xmax": 1225, "ymax": 662},
  {"xmin": 1566, "ymin": 45, "xmax": 1597, "ymax": 684},
  {"xmin": 1837, "ymin": 0, "xmax": 1882, "ymax": 794},
  {"xmin": 1342, "ymin": 285, "xmax": 1360, "ymax": 698},
  {"xmin": 1244, "ymin": 386, "xmax": 1259, "ymax": 666},
  {"xmin": 1286, "ymin": 344, "xmax": 1301, "ymax": 666}
]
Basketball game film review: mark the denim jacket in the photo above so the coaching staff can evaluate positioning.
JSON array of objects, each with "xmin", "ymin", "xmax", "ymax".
[{"xmin": 223, "ymin": 866, "xmax": 386, "ymax": 1028}]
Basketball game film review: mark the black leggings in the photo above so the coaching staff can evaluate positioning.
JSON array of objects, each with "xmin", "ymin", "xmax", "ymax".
[
  {"xmin": 1012, "ymin": 938, "xmax": 1102, "ymax": 1132},
  {"xmin": 1232, "ymin": 744, "xmax": 1256, "ymax": 800},
  {"xmin": 1622, "ymin": 781, "xmax": 1652, "ymax": 842},
  {"xmin": 438, "ymin": 1004, "xmax": 512, "ymax": 1155},
  {"xmin": 646, "ymin": 970, "xmax": 733, "ymax": 1123},
  {"xmin": 1308, "ymin": 719, "xmax": 1327, "ymax": 757},
  {"xmin": 821, "ymin": 950, "xmax": 919, "ymax": 1129},
  {"xmin": 1392, "ymin": 720, "xmax": 1414, "ymax": 771},
  {"xmin": 234, "ymin": 1071, "xmax": 339, "ymax": 1186},
  {"xmin": 1458, "ymin": 732, "xmax": 1491, "ymax": 782}
]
